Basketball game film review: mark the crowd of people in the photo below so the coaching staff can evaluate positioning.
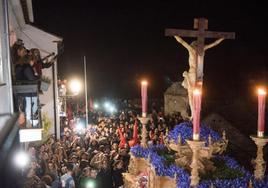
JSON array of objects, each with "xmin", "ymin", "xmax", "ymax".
[
  {"xmin": 8, "ymin": 38, "xmax": 186, "ymax": 188},
  {"xmin": 21, "ymin": 109, "xmax": 183, "ymax": 188}
]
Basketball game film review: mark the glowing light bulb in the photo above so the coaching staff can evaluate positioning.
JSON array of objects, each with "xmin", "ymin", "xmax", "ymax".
[
  {"xmin": 258, "ymin": 88, "xmax": 266, "ymax": 95},
  {"xmin": 14, "ymin": 151, "xmax": 29, "ymax": 168}
]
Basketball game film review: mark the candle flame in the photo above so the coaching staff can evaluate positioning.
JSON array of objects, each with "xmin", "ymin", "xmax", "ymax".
[
  {"xmin": 258, "ymin": 88, "xmax": 266, "ymax": 95},
  {"xmin": 141, "ymin": 80, "xmax": 148, "ymax": 85},
  {"xmin": 193, "ymin": 88, "xmax": 201, "ymax": 95}
]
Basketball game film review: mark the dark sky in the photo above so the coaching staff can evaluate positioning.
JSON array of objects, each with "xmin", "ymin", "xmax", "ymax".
[{"xmin": 32, "ymin": 0, "xmax": 268, "ymax": 99}]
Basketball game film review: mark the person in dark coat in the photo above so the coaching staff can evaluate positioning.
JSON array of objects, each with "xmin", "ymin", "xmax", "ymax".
[
  {"xmin": 112, "ymin": 160, "xmax": 125, "ymax": 188},
  {"xmin": 96, "ymin": 159, "xmax": 113, "ymax": 188}
]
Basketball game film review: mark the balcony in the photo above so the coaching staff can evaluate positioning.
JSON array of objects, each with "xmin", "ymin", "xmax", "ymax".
[{"xmin": 12, "ymin": 80, "xmax": 43, "ymax": 142}]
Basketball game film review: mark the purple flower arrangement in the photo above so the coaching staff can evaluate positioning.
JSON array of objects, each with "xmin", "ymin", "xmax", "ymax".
[
  {"xmin": 130, "ymin": 145, "xmax": 190, "ymax": 187},
  {"xmin": 130, "ymin": 122, "xmax": 268, "ymax": 188},
  {"xmin": 167, "ymin": 122, "xmax": 221, "ymax": 145},
  {"xmin": 198, "ymin": 155, "xmax": 251, "ymax": 188},
  {"xmin": 252, "ymin": 176, "xmax": 268, "ymax": 188},
  {"xmin": 130, "ymin": 145, "xmax": 149, "ymax": 158}
]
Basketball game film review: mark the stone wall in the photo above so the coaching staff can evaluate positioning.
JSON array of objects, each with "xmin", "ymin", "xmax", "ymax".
[{"xmin": 164, "ymin": 82, "xmax": 188, "ymax": 119}]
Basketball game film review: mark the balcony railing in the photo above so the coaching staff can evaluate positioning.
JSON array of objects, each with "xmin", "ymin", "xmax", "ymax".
[{"xmin": 12, "ymin": 80, "xmax": 42, "ymax": 129}]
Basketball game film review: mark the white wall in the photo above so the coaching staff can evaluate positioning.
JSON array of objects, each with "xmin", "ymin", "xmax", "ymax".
[
  {"xmin": 0, "ymin": 0, "xmax": 13, "ymax": 115},
  {"xmin": 6, "ymin": 0, "xmax": 62, "ymax": 136}
]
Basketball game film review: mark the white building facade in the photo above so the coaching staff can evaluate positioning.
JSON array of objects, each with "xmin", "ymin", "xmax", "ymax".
[{"xmin": 0, "ymin": 0, "xmax": 62, "ymax": 139}]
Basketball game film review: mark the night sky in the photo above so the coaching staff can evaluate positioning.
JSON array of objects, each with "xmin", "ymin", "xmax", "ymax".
[{"xmin": 32, "ymin": 0, "xmax": 268, "ymax": 99}]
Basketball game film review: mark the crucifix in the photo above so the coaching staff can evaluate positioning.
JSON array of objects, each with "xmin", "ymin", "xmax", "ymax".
[{"xmin": 165, "ymin": 18, "xmax": 235, "ymax": 118}]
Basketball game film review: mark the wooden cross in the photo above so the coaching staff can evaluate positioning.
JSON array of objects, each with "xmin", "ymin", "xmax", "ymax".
[{"xmin": 165, "ymin": 18, "xmax": 235, "ymax": 82}]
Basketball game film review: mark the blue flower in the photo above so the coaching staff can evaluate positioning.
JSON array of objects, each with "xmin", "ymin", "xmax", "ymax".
[
  {"xmin": 130, "ymin": 122, "xmax": 268, "ymax": 188},
  {"xmin": 130, "ymin": 145, "xmax": 149, "ymax": 158},
  {"xmin": 167, "ymin": 122, "xmax": 221, "ymax": 145}
]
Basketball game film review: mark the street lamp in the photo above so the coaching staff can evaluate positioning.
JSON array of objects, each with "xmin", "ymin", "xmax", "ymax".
[
  {"xmin": 104, "ymin": 101, "xmax": 111, "ymax": 109},
  {"xmin": 69, "ymin": 79, "xmax": 81, "ymax": 95},
  {"xmin": 94, "ymin": 103, "xmax": 99, "ymax": 109},
  {"xmin": 108, "ymin": 106, "xmax": 116, "ymax": 113},
  {"xmin": 13, "ymin": 150, "xmax": 29, "ymax": 169}
]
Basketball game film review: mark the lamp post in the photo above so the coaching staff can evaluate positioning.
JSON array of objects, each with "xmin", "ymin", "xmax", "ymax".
[
  {"xmin": 69, "ymin": 61, "xmax": 88, "ymax": 129},
  {"xmin": 69, "ymin": 79, "xmax": 81, "ymax": 126},
  {"xmin": 84, "ymin": 56, "xmax": 89, "ymax": 128}
]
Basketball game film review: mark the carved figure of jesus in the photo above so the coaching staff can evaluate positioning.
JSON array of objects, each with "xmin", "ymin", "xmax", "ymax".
[{"xmin": 174, "ymin": 36, "xmax": 224, "ymax": 118}]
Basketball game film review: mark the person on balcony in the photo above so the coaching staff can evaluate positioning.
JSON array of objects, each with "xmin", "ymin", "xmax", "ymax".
[
  {"xmin": 30, "ymin": 48, "xmax": 55, "ymax": 77},
  {"xmin": 14, "ymin": 45, "xmax": 39, "ymax": 127},
  {"xmin": 30, "ymin": 48, "xmax": 56, "ymax": 93}
]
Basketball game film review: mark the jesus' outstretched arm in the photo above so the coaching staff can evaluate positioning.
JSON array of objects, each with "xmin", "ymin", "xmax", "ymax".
[
  {"xmin": 204, "ymin": 38, "xmax": 224, "ymax": 51},
  {"xmin": 174, "ymin": 36, "xmax": 194, "ymax": 53}
]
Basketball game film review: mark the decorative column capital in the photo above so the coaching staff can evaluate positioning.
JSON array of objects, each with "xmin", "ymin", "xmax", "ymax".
[
  {"xmin": 138, "ymin": 116, "xmax": 150, "ymax": 148},
  {"xmin": 186, "ymin": 139, "xmax": 205, "ymax": 186}
]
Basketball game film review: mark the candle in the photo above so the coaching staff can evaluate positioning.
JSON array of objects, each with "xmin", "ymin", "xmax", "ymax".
[
  {"xmin": 141, "ymin": 80, "xmax": 148, "ymax": 117},
  {"xmin": 257, "ymin": 88, "xmax": 266, "ymax": 137},
  {"xmin": 193, "ymin": 88, "xmax": 202, "ymax": 140}
]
